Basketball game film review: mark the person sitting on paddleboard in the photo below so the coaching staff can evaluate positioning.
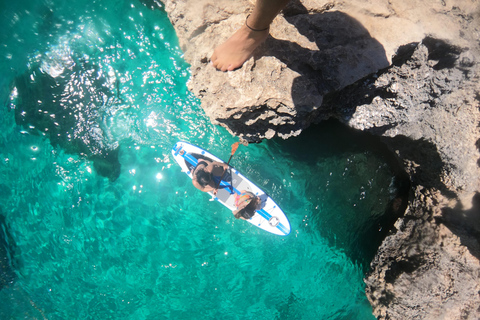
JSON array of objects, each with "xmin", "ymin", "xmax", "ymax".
[
  {"xmin": 192, "ymin": 159, "xmax": 229, "ymax": 192},
  {"xmin": 233, "ymin": 191, "xmax": 261, "ymax": 220}
]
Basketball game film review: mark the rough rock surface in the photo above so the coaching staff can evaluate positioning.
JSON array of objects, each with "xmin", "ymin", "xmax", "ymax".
[
  {"xmin": 161, "ymin": 0, "xmax": 478, "ymax": 141},
  {"xmin": 325, "ymin": 39, "xmax": 480, "ymax": 319},
  {"xmin": 160, "ymin": 0, "xmax": 480, "ymax": 318}
]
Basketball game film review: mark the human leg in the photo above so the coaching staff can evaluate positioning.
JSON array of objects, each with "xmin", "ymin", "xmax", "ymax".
[{"xmin": 210, "ymin": 0, "xmax": 290, "ymax": 72}]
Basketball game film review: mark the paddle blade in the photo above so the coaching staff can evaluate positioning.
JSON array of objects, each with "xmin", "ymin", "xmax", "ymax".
[{"xmin": 231, "ymin": 142, "xmax": 240, "ymax": 155}]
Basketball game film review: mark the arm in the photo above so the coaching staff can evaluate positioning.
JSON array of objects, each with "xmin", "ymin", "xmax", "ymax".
[
  {"xmin": 211, "ymin": 161, "xmax": 229, "ymax": 176},
  {"xmin": 211, "ymin": 161, "xmax": 230, "ymax": 195}
]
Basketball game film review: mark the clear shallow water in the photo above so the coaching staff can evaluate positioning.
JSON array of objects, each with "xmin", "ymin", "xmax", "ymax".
[{"xmin": 0, "ymin": 1, "xmax": 402, "ymax": 319}]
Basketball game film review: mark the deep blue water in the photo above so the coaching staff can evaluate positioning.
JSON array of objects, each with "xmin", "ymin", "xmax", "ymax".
[{"xmin": 0, "ymin": 1, "xmax": 403, "ymax": 319}]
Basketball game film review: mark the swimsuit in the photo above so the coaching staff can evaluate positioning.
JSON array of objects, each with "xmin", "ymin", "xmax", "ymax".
[
  {"xmin": 234, "ymin": 191, "xmax": 256, "ymax": 208},
  {"xmin": 196, "ymin": 161, "xmax": 208, "ymax": 169}
]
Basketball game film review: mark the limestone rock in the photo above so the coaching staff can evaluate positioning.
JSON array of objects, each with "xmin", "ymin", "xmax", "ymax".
[
  {"xmin": 160, "ymin": 0, "xmax": 480, "ymax": 318},
  {"xmin": 323, "ymin": 32, "xmax": 480, "ymax": 320},
  {"xmin": 364, "ymin": 187, "xmax": 480, "ymax": 320},
  {"xmin": 161, "ymin": 0, "xmax": 478, "ymax": 141},
  {"xmin": 330, "ymin": 38, "xmax": 480, "ymax": 198}
]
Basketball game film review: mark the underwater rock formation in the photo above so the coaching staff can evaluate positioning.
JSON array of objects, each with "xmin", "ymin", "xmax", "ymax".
[
  {"xmin": 0, "ymin": 214, "xmax": 16, "ymax": 291},
  {"xmin": 9, "ymin": 54, "xmax": 121, "ymax": 181},
  {"xmin": 160, "ymin": 0, "xmax": 480, "ymax": 318}
]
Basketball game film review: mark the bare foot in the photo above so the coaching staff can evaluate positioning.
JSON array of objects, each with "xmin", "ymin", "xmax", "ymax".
[{"xmin": 211, "ymin": 24, "xmax": 269, "ymax": 72}]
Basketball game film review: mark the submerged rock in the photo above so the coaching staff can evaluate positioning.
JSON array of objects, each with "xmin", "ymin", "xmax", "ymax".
[{"xmin": 9, "ymin": 53, "xmax": 121, "ymax": 181}]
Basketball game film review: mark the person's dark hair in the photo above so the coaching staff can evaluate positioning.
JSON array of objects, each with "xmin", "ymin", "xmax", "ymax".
[
  {"xmin": 196, "ymin": 168, "xmax": 212, "ymax": 187},
  {"xmin": 234, "ymin": 200, "xmax": 257, "ymax": 219}
]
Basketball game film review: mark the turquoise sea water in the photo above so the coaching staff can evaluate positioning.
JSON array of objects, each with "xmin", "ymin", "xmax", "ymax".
[{"xmin": 0, "ymin": 1, "xmax": 403, "ymax": 319}]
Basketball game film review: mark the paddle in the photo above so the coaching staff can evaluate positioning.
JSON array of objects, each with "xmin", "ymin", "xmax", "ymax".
[{"xmin": 213, "ymin": 142, "xmax": 240, "ymax": 196}]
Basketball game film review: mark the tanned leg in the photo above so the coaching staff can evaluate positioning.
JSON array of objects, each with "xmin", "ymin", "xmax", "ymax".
[{"xmin": 210, "ymin": 0, "xmax": 290, "ymax": 72}]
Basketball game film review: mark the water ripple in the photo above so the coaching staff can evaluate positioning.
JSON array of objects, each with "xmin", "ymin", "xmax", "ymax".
[{"xmin": 0, "ymin": 1, "xmax": 404, "ymax": 319}]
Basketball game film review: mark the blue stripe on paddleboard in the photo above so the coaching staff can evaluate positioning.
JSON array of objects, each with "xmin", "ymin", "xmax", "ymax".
[
  {"xmin": 175, "ymin": 143, "xmax": 289, "ymax": 235},
  {"xmin": 256, "ymin": 209, "xmax": 290, "ymax": 235},
  {"xmin": 173, "ymin": 144, "xmax": 200, "ymax": 168},
  {"xmin": 183, "ymin": 153, "xmax": 199, "ymax": 169}
]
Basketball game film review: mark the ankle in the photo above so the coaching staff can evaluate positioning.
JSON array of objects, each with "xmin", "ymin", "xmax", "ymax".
[{"xmin": 245, "ymin": 14, "xmax": 270, "ymax": 32}]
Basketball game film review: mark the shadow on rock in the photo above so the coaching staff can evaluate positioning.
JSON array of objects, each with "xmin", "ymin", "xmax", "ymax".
[
  {"xmin": 271, "ymin": 119, "xmax": 410, "ymax": 269},
  {"xmin": 477, "ymin": 137, "xmax": 480, "ymax": 168},
  {"xmin": 439, "ymin": 193, "xmax": 480, "ymax": 260},
  {"xmin": 0, "ymin": 214, "xmax": 16, "ymax": 291},
  {"xmin": 322, "ymin": 38, "xmax": 467, "ymax": 200},
  {"xmin": 256, "ymin": 2, "xmax": 389, "ymax": 138},
  {"xmin": 9, "ymin": 57, "xmax": 121, "ymax": 181},
  {"xmin": 385, "ymin": 136, "xmax": 457, "ymax": 199}
]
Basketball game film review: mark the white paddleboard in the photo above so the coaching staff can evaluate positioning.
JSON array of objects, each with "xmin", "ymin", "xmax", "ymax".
[{"xmin": 171, "ymin": 141, "xmax": 290, "ymax": 236}]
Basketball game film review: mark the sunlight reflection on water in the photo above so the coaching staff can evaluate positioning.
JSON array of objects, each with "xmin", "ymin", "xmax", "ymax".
[{"xmin": 0, "ymin": 1, "xmax": 405, "ymax": 319}]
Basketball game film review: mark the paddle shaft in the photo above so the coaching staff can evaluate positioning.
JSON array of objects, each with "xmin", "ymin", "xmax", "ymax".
[{"xmin": 214, "ymin": 143, "xmax": 239, "ymax": 193}]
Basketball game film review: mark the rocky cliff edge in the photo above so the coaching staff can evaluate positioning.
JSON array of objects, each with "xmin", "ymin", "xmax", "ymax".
[{"xmin": 159, "ymin": 0, "xmax": 480, "ymax": 318}]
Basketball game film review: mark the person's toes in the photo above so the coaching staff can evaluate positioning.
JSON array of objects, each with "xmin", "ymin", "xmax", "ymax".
[
  {"xmin": 210, "ymin": 52, "xmax": 217, "ymax": 64},
  {"xmin": 212, "ymin": 60, "xmax": 221, "ymax": 70}
]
